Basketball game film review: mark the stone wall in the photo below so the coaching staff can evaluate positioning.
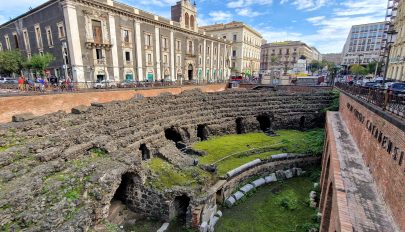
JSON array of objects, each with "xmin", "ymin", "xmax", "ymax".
[
  {"xmin": 338, "ymin": 92, "xmax": 405, "ymax": 231},
  {"xmin": 0, "ymin": 89, "xmax": 334, "ymax": 231},
  {"xmin": 0, "ymin": 84, "xmax": 226, "ymax": 123}
]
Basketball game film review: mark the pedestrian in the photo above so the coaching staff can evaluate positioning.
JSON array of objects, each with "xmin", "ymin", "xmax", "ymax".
[
  {"xmin": 66, "ymin": 77, "xmax": 71, "ymax": 91},
  {"xmin": 18, "ymin": 75, "xmax": 24, "ymax": 91}
]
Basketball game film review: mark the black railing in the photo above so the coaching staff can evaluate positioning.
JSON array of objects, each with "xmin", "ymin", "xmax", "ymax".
[{"xmin": 335, "ymin": 82, "xmax": 405, "ymax": 118}]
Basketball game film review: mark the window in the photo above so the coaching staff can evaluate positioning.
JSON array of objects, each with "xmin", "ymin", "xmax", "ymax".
[
  {"xmin": 199, "ymin": 57, "xmax": 202, "ymax": 65},
  {"xmin": 190, "ymin": 15, "xmax": 195, "ymax": 30},
  {"xmin": 13, "ymin": 33, "xmax": 19, "ymax": 49},
  {"xmin": 233, "ymin": 34, "xmax": 237, "ymax": 41},
  {"xmin": 5, "ymin": 35, "xmax": 11, "ymax": 50},
  {"xmin": 188, "ymin": 41, "xmax": 193, "ymax": 53},
  {"xmin": 232, "ymin": 50, "xmax": 236, "ymax": 57},
  {"xmin": 162, "ymin": 37, "xmax": 168, "ymax": 49},
  {"xmin": 147, "ymin": 53, "xmax": 152, "ymax": 63},
  {"xmin": 177, "ymin": 55, "xmax": 181, "ymax": 66},
  {"xmin": 199, "ymin": 44, "xmax": 202, "ymax": 53},
  {"xmin": 207, "ymin": 46, "xmax": 210, "ymax": 55},
  {"xmin": 223, "ymin": 35, "xmax": 226, "ymax": 39},
  {"xmin": 57, "ymin": 22, "xmax": 65, "ymax": 38},
  {"xmin": 23, "ymin": 30, "xmax": 30, "ymax": 51},
  {"xmin": 46, "ymin": 27, "xmax": 53, "ymax": 47},
  {"xmin": 34, "ymin": 25, "xmax": 43, "ymax": 49},
  {"xmin": 164, "ymin": 54, "xmax": 168, "ymax": 64},
  {"xmin": 63, "ymin": 47, "xmax": 69, "ymax": 64},
  {"xmin": 123, "ymin": 29, "xmax": 130, "ymax": 43},
  {"xmin": 145, "ymin": 33, "xmax": 152, "ymax": 46},
  {"xmin": 176, "ymin": 40, "xmax": 181, "ymax": 51},
  {"xmin": 125, "ymin": 51, "xmax": 131, "ymax": 61},
  {"xmin": 96, "ymin": 48, "xmax": 103, "ymax": 60},
  {"xmin": 185, "ymin": 13, "xmax": 189, "ymax": 28},
  {"xmin": 214, "ymin": 47, "xmax": 217, "ymax": 56},
  {"xmin": 92, "ymin": 20, "xmax": 102, "ymax": 44}
]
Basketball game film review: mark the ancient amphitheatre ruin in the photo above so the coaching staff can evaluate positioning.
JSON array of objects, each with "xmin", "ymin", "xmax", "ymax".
[{"xmin": 0, "ymin": 87, "xmax": 336, "ymax": 231}]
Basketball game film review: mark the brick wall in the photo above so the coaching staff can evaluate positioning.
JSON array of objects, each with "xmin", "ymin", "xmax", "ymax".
[
  {"xmin": 339, "ymin": 92, "xmax": 405, "ymax": 231},
  {"xmin": 0, "ymin": 84, "xmax": 226, "ymax": 123}
]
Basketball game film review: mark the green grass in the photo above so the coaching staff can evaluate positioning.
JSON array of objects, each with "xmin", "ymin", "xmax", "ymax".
[
  {"xmin": 216, "ymin": 177, "xmax": 319, "ymax": 232},
  {"xmin": 146, "ymin": 158, "xmax": 214, "ymax": 190},
  {"xmin": 193, "ymin": 130, "xmax": 324, "ymax": 175}
]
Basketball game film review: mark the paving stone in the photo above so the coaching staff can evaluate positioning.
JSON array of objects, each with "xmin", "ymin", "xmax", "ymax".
[
  {"xmin": 251, "ymin": 178, "xmax": 266, "ymax": 188},
  {"xmin": 240, "ymin": 184, "xmax": 254, "ymax": 194},
  {"xmin": 284, "ymin": 169, "xmax": 293, "ymax": 179},
  {"xmin": 265, "ymin": 173, "xmax": 277, "ymax": 183},
  {"xmin": 225, "ymin": 196, "xmax": 236, "ymax": 207},
  {"xmin": 232, "ymin": 191, "xmax": 244, "ymax": 201}
]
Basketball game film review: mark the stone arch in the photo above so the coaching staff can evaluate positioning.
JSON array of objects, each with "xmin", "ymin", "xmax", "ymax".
[
  {"xmin": 236, "ymin": 117, "xmax": 245, "ymax": 134},
  {"xmin": 197, "ymin": 124, "xmax": 209, "ymax": 141},
  {"xmin": 184, "ymin": 12, "xmax": 189, "ymax": 28},
  {"xmin": 165, "ymin": 127, "xmax": 183, "ymax": 143},
  {"xmin": 139, "ymin": 143, "xmax": 150, "ymax": 160},
  {"xmin": 256, "ymin": 113, "xmax": 272, "ymax": 133},
  {"xmin": 190, "ymin": 15, "xmax": 195, "ymax": 30},
  {"xmin": 188, "ymin": 64, "xmax": 194, "ymax": 80},
  {"xmin": 299, "ymin": 116, "xmax": 306, "ymax": 130}
]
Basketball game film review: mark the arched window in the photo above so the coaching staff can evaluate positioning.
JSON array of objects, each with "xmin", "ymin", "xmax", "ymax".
[
  {"xmin": 190, "ymin": 15, "xmax": 195, "ymax": 30},
  {"xmin": 188, "ymin": 41, "xmax": 193, "ymax": 54},
  {"xmin": 185, "ymin": 13, "xmax": 189, "ymax": 28}
]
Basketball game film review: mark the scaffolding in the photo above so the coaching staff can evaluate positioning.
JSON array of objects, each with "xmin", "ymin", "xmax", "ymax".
[{"xmin": 381, "ymin": 0, "xmax": 399, "ymax": 76}]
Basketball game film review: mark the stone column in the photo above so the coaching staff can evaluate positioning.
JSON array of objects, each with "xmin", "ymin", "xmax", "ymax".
[
  {"xmin": 155, "ymin": 27, "xmax": 161, "ymax": 81},
  {"xmin": 108, "ymin": 13, "xmax": 119, "ymax": 81},
  {"xmin": 210, "ymin": 40, "xmax": 214, "ymax": 80},
  {"xmin": 134, "ymin": 20, "xmax": 143, "ymax": 81},
  {"xmin": 203, "ymin": 39, "xmax": 206, "ymax": 81},
  {"xmin": 170, "ymin": 31, "xmax": 175, "ymax": 81},
  {"xmin": 62, "ymin": 0, "xmax": 85, "ymax": 82}
]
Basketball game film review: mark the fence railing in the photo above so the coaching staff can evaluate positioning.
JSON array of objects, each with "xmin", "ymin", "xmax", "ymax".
[
  {"xmin": 335, "ymin": 82, "xmax": 405, "ymax": 118},
  {"xmin": 0, "ymin": 79, "xmax": 228, "ymax": 95}
]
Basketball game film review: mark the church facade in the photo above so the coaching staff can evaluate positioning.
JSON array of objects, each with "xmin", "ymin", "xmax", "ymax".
[{"xmin": 0, "ymin": 0, "xmax": 232, "ymax": 83}]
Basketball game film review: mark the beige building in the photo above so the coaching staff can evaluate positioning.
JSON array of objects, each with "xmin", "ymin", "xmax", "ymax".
[
  {"xmin": 322, "ymin": 53, "xmax": 342, "ymax": 65},
  {"xmin": 387, "ymin": 0, "xmax": 404, "ymax": 81},
  {"xmin": 260, "ymin": 41, "xmax": 321, "ymax": 73},
  {"xmin": 200, "ymin": 21, "xmax": 263, "ymax": 77}
]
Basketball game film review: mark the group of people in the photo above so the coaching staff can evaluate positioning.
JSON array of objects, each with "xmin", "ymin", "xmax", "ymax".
[{"xmin": 17, "ymin": 75, "xmax": 75, "ymax": 92}]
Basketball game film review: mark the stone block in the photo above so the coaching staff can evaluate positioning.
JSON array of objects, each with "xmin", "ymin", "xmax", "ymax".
[
  {"xmin": 199, "ymin": 221, "xmax": 208, "ymax": 232},
  {"xmin": 265, "ymin": 173, "xmax": 277, "ymax": 183},
  {"xmin": 292, "ymin": 167, "xmax": 303, "ymax": 176},
  {"xmin": 226, "ymin": 159, "xmax": 261, "ymax": 178},
  {"xmin": 208, "ymin": 216, "xmax": 220, "ymax": 232},
  {"xmin": 157, "ymin": 222, "xmax": 170, "ymax": 232},
  {"xmin": 201, "ymin": 205, "xmax": 217, "ymax": 224},
  {"xmin": 71, "ymin": 105, "xmax": 89, "ymax": 114},
  {"xmin": 232, "ymin": 191, "xmax": 244, "ymax": 201},
  {"xmin": 240, "ymin": 184, "xmax": 254, "ymax": 194},
  {"xmin": 215, "ymin": 210, "xmax": 223, "ymax": 217},
  {"xmin": 271, "ymin": 153, "xmax": 288, "ymax": 160},
  {"xmin": 12, "ymin": 113, "xmax": 35, "ymax": 122},
  {"xmin": 284, "ymin": 169, "xmax": 293, "ymax": 179},
  {"xmin": 275, "ymin": 170, "xmax": 286, "ymax": 180},
  {"xmin": 251, "ymin": 178, "xmax": 266, "ymax": 188},
  {"xmin": 91, "ymin": 102, "xmax": 104, "ymax": 107},
  {"xmin": 225, "ymin": 196, "xmax": 236, "ymax": 207}
]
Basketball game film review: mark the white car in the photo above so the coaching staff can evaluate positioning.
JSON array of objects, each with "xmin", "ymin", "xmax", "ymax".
[
  {"xmin": 93, "ymin": 80, "xmax": 117, "ymax": 89},
  {"xmin": 0, "ymin": 77, "xmax": 15, "ymax": 84}
]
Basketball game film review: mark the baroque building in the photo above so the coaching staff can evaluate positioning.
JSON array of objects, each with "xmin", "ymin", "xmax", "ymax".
[
  {"xmin": 0, "ymin": 0, "xmax": 232, "ymax": 83},
  {"xmin": 200, "ymin": 21, "xmax": 262, "ymax": 77},
  {"xmin": 260, "ymin": 41, "xmax": 321, "ymax": 74},
  {"xmin": 386, "ymin": 0, "xmax": 404, "ymax": 81}
]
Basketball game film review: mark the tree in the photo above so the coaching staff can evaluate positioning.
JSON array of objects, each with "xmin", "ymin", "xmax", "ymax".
[
  {"xmin": 0, "ymin": 50, "xmax": 24, "ymax": 76},
  {"xmin": 27, "ymin": 53, "xmax": 55, "ymax": 76},
  {"xmin": 367, "ymin": 61, "xmax": 382, "ymax": 75},
  {"xmin": 309, "ymin": 60, "xmax": 322, "ymax": 75},
  {"xmin": 350, "ymin": 64, "xmax": 368, "ymax": 76}
]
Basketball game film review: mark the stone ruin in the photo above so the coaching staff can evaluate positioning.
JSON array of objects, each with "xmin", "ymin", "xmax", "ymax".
[{"xmin": 0, "ymin": 89, "xmax": 334, "ymax": 231}]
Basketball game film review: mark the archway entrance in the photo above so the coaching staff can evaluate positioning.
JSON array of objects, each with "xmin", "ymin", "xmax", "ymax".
[
  {"xmin": 188, "ymin": 64, "xmax": 193, "ymax": 80},
  {"xmin": 256, "ymin": 114, "xmax": 272, "ymax": 132},
  {"xmin": 299, "ymin": 116, "xmax": 306, "ymax": 130},
  {"xmin": 139, "ymin": 144, "xmax": 150, "ymax": 160},
  {"xmin": 197, "ymin": 124, "xmax": 208, "ymax": 141},
  {"xmin": 165, "ymin": 127, "xmax": 186, "ymax": 149},
  {"xmin": 236, "ymin": 118, "xmax": 245, "ymax": 134},
  {"xmin": 173, "ymin": 195, "xmax": 190, "ymax": 224}
]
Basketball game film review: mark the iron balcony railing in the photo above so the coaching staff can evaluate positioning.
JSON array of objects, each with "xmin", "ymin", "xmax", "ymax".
[{"xmin": 335, "ymin": 82, "xmax": 405, "ymax": 118}]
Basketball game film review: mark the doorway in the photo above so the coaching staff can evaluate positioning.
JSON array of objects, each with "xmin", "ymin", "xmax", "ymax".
[
  {"xmin": 97, "ymin": 75, "xmax": 105, "ymax": 82},
  {"xmin": 188, "ymin": 64, "xmax": 193, "ymax": 80}
]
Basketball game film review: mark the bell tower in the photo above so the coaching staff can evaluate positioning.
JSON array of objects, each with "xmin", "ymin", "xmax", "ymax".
[{"xmin": 171, "ymin": 0, "xmax": 198, "ymax": 32}]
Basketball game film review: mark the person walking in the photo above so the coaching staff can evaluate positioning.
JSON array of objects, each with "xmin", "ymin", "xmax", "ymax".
[{"xmin": 18, "ymin": 75, "xmax": 24, "ymax": 91}]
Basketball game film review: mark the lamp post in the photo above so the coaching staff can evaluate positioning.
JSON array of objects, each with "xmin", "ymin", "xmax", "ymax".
[{"xmin": 383, "ymin": 29, "xmax": 398, "ymax": 85}]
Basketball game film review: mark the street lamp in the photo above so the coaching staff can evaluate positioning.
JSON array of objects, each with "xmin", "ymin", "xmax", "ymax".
[{"xmin": 383, "ymin": 29, "xmax": 398, "ymax": 85}]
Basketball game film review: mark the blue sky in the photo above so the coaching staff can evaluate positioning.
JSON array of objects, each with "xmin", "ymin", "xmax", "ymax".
[{"xmin": 0, "ymin": 0, "xmax": 387, "ymax": 53}]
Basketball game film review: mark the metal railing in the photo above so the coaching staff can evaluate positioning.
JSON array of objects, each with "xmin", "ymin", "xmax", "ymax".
[{"xmin": 335, "ymin": 82, "xmax": 405, "ymax": 118}]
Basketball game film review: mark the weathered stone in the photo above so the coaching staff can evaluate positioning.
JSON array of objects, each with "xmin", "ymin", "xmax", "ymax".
[
  {"xmin": 225, "ymin": 196, "xmax": 236, "ymax": 207},
  {"xmin": 12, "ymin": 113, "xmax": 35, "ymax": 122},
  {"xmin": 71, "ymin": 105, "xmax": 89, "ymax": 114},
  {"xmin": 251, "ymin": 178, "xmax": 266, "ymax": 188},
  {"xmin": 265, "ymin": 173, "xmax": 277, "ymax": 183},
  {"xmin": 240, "ymin": 184, "xmax": 254, "ymax": 194},
  {"xmin": 284, "ymin": 169, "xmax": 293, "ymax": 179},
  {"xmin": 292, "ymin": 167, "xmax": 303, "ymax": 176},
  {"xmin": 90, "ymin": 102, "xmax": 104, "ymax": 107},
  {"xmin": 276, "ymin": 170, "xmax": 286, "ymax": 180},
  {"xmin": 157, "ymin": 222, "xmax": 170, "ymax": 232},
  {"xmin": 215, "ymin": 210, "xmax": 223, "ymax": 217},
  {"xmin": 226, "ymin": 159, "xmax": 261, "ymax": 178},
  {"xmin": 208, "ymin": 216, "xmax": 219, "ymax": 232},
  {"xmin": 199, "ymin": 221, "xmax": 208, "ymax": 232},
  {"xmin": 232, "ymin": 191, "xmax": 245, "ymax": 201},
  {"xmin": 271, "ymin": 153, "xmax": 288, "ymax": 160}
]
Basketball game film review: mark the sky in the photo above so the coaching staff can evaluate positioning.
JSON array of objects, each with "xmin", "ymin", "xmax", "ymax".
[{"xmin": 0, "ymin": 0, "xmax": 387, "ymax": 53}]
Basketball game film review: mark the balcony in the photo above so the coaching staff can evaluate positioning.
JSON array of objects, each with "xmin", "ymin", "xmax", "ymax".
[
  {"xmin": 95, "ymin": 58, "xmax": 106, "ymax": 65},
  {"xmin": 85, "ymin": 38, "xmax": 112, "ymax": 50},
  {"xmin": 186, "ymin": 52, "xmax": 196, "ymax": 58},
  {"xmin": 144, "ymin": 45, "xmax": 152, "ymax": 50}
]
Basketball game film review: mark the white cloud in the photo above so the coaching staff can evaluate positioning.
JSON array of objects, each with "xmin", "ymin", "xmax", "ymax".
[
  {"xmin": 209, "ymin": 11, "xmax": 233, "ymax": 22},
  {"xmin": 227, "ymin": 0, "xmax": 273, "ymax": 9},
  {"xmin": 236, "ymin": 8, "xmax": 263, "ymax": 17},
  {"xmin": 334, "ymin": 0, "xmax": 386, "ymax": 16},
  {"xmin": 0, "ymin": 0, "xmax": 47, "ymax": 24},
  {"xmin": 281, "ymin": 0, "xmax": 327, "ymax": 11}
]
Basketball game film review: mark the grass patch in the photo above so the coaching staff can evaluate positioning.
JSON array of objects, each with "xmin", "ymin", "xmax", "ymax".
[
  {"xmin": 216, "ymin": 177, "xmax": 318, "ymax": 232},
  {"xmin": 193, "ymin": 130, "xmax": 324, "ymax": 175},
  {"xmin": 146, "ymin": 158, "xmax": 213, "ymax": 190},
  {"xmin": 321, "ymin": 90, "xmax": 340, "ymax": 113}
]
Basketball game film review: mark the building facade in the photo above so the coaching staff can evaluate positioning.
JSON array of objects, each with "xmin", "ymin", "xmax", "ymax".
[
  {"xmin": 0, "ymin": 0, "xmax": 232, "ymax": 83},
  {"xmin": 260, "ymin": 41, "xmax": 321, "ymax": 74},
  {"xmin": 322, "ymin": 53, "xmax": 342, "ymax": 65},
  {"xmin": 341, "ymin": 22, "xmax": 386, "ymax": 67},
  {"xmin": 386, "ymin": 0, "xmax": 404, "ymax": 81},
  {"xmin": 200, "ymin": 21, "xmax": 262, "ymax": 77}
]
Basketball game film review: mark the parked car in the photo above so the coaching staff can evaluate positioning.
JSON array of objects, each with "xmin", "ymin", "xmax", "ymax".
[
  {"xmin": 364, "ymin": 82, "xmax": 378, "ymax": 89},
  {"xmin": 4, "ymin": 79, "xmax": 18, "ymax": 84},
  {"xmin": 389, "ymin": 82, "xmax": 405, "ymax": 95},
  {"xmin": 0, "ymin": 77, "xmax": 15, "ymax": 84},
  {"xmin": 93, "ymin": 80, "xmax": 117, "ymax": 89},
  {"xmin": 119, "ymin": 80, "xmax": 136, "ymax": 88}
]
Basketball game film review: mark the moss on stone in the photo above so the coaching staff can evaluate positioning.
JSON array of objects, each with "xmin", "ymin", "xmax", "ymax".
[{"xmin": 194, "ymin": 129, "xmax": 324, "ymax": 176}]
